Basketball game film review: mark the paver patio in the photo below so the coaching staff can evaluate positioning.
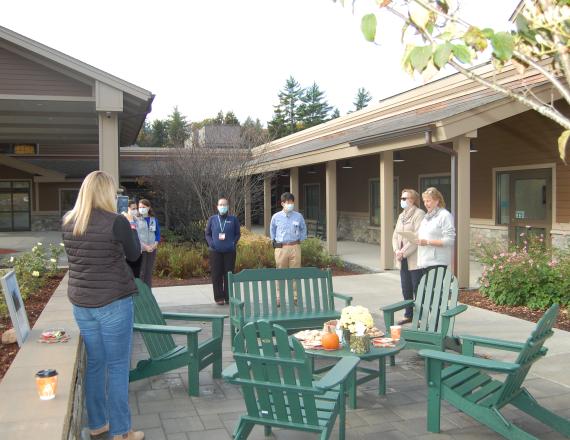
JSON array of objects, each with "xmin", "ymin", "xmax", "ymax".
[{"xmin": 117, "ymin": 273, "xmax": 570, "ymax": 440}]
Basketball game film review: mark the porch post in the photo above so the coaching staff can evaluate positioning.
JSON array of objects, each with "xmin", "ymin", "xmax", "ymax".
[
  {"xmin": 244, "ymin": 175, "xmax": 252, "ymax": 230},
  {"xmin": 325, "ymin": 160, "xmax": 337, "ymax": 255},
  {"xmin": 263, "ymin": 175, "xmax": 272, "ymax": 237},
  {"xmin": 98, "ymin": 112, "xmax": 120, "ymax": 185},
  {"xmin": 96, "ymin": 81, "xmax": 123, "ymax": 186},
  {"xmin": 453, "ymin": 136, "xmax": 470, "ymax": 288},
  {"xmin": 290, "ymin": 167, "xmax": 299, "ymax": 202},
  {"xmin": 380, "ymin": 151, "xmax": 394, "ymax": 270}
]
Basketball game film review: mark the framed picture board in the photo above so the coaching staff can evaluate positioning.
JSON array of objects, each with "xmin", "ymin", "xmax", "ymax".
[{"xmin": 1, "ymin": 270, "xmax": 31, "ymax": 347}]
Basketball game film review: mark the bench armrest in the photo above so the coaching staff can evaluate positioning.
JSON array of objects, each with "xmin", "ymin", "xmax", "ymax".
[
  {"xmin": 314, "ymin": 356, "xmax": 360, "ymax": 390},
  {"xmin": 382, "ymin": 300, "xmax": 414, "ymax": 314},
  {"xmin": 441, "ymin": 304, "xmax": 468, "ymax": 318},
  {"xmin": 459, "ymin": 334, "xmax": 547, "ymax": 357},
  {"xmin": 222, "ymin": 363, "xmax": 238, "ymax": 382},
  {"xmin": 419, "ymin": 349, "xmax": 520, "ymax": 373},
  {"xmin": 333, "ymin": 292, "xmax": 352, "ymax": 306},
  {"xmin": 133, "ymin": 323, "xmax": 201, "ymax": 335},
  {"xmin": 162, "ymin": 312, "xmax": 228, "ymax": 322},
  {"xmin": 229, "ymin": 297, "xmax": 245, "ymax": 310}
]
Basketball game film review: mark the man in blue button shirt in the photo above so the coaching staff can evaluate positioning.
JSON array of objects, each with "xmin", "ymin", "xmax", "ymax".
[{"xmin": 270, "ymin": 192, "xmax": 307, "ymax": 304}]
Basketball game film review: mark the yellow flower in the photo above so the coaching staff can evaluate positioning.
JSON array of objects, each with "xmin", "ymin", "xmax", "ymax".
[{"xmin": 32, "ymin": 271, "xmax": 40, "ymax": 277}]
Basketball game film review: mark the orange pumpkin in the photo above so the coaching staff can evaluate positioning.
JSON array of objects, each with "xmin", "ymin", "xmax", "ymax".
[{"xmin": 321, "ymin": 332, "xmax": 339, "ymax": 350}]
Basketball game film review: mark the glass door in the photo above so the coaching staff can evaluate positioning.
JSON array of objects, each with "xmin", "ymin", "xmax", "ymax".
[
  {"xmin": 0, "ymin": 181, "xmax": 31, "ymax": 231},
  {"xmin": 508, "ymin": 170, "xmax": 551, "ymax": 244}
]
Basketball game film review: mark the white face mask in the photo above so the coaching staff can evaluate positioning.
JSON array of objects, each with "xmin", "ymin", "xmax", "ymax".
[
  {"xmin": 129, "ymin": 209, "xmax": 139, "ymax": 216},
  {"xmin": 139, "ymin": 207, "xmax": 149, "ymax": 216},
  {"xmin": 284, "ymin": 203, "xmax": 294, "ymax": 213},
  {"xmin": 400, "ymin": 200, "xmax": 409, "ymax": 210}
]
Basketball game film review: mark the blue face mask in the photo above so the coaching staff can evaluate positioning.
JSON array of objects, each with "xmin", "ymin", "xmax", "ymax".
[
  {"xmin": 400, "ymin": 200, "xmax": 409, "ymax": 210},
  {"xmin": 218, "ymin": 206, "xmax": 228, "ymax": 215},
  {"xmin": 284, "ymin": 203, "xmax": 294, "ymax": 213}
]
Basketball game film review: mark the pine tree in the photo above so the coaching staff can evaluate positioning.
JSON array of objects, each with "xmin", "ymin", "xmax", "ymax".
[
  {"xmin": 298, "ymin": 82, "xmax": 332, "ymax": 128},
  {"xmin": 331, "ymin": 108, "xmax": 341, "ymax": 119},
  {"xmin": 150, "ymin": 119, "xmax": 168, "ymax": 148},
  {"xmin": 214, "ymin": 110, "xmax": 224, "ymax": 125},
  {"xmin": 223, "ymin": 111, "xmax": 240, "ymax": 125},
  {"xmin": 166, "ymin": 106, "xmax": 190, "ymax": 148},
  {"xmin": 136, "ymin": 121, "xmax": 153, "ymax": 147},
  {"xmin": 353, "ymin": 87, "xmax": 372, "ymax": 111},
  {"xmin": 268, "ymin": 76, "xmax": 304, "ymax": 139}
]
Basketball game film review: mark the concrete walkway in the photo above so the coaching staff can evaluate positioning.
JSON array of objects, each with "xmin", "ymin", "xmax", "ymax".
[{"xmin": 127, "ymin": 273, "xmax": 570, "ymax": 439}]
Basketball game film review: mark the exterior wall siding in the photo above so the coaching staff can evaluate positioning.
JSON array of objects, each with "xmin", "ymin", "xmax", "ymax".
[{"xmin": 0, "ymin": 46, "xmax": 92, "ymax": 96}]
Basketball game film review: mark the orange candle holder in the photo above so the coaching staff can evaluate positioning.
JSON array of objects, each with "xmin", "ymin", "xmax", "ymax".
[
  {"xmin": 35, "ymin": 369, "xmax": 58, "ymax": 400},
  {"xmin": 390, "ymin": 325, "xmax": 402, "ymax": 341}
]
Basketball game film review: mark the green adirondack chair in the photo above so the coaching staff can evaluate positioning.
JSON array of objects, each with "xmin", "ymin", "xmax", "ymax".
[
  {"xmin": 420, "ymin": 304, "xmax": 570, "ymax": 439},
  {"xmin": 129, "ymin": 279, "xmax": 227, "ymax": 396},
  {"xmin": 382, "ymin": 267, "xmax": 467, "ymax": 362},
  {"xmin": 222, "ymin": 320, "xmax": 359, "ymax": 440}
]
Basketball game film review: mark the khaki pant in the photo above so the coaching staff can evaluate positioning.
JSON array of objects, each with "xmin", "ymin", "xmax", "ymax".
[{"xmin": 275, "ymin": 244, "xmax": 301, "ymax": 301}]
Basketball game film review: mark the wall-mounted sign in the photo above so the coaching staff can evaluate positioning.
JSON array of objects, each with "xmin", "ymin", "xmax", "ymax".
[
  {"xmin": 515, "ymin": 210, "xmax": 525, "ymax": 219},
  {"xmin": 13, "ymin": 144, "xmax": 36, "ymax": 155},
  {"xmin": 1, "ymin": 270, "xmax": 31, "ymax": 347}
]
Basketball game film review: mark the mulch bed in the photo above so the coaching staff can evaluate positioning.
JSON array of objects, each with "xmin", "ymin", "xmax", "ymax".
[
  {"xmin": 0, "ymin": 249, "xmax": 17, "ymax": 254},
  {"xmin": 460, "ymin": 289, "xmax": 570, "ymax": 332},
  {"xmin": 152, "ymin": 265, "xmax": 358, "ymax": 288},
  {"xmin": 0, "ymin": 271, "xmax": 66, "ymax": 380}
]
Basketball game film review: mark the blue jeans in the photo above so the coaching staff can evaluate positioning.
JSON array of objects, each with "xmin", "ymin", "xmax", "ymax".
[
  {"xmin": 400, "ymin": 258, "xmax": 424, "ymax": 318},
  {"xmin": 73, "ymin": 296, "xmax": 134, "ymax": 436}
]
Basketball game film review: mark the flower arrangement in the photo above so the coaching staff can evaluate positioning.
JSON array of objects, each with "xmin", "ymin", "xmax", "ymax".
[{"xmin": 338, "ymin": 305, "xmax": 374, "ymax": 334}]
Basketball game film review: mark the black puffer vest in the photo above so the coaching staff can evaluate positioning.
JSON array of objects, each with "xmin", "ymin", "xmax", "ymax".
[{"xmin": 63, "ymin": 209, "xmax": 137, "ymax": 307}]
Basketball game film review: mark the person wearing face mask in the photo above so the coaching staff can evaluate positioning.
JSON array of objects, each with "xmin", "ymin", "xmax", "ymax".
[
  {"xmin": 124, "ymin": 201, "xmax": 143, "ymax": 278},
  {"xmin": 392, "ymin": 189, "xmax": 425, "ymax": 325},
  {"xmin": 270, "ymin": 192, "xmax": 307, "ymax": 305},
  {"xmin": 136, "ymin": 199, "xmax": 160, "ymax": 288},
  {"xmin": 205, "ymin": 197, "xmax": 241, "ymax": 305}
]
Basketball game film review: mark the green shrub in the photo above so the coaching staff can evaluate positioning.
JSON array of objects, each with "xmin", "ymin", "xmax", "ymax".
[
  {"xmin": 155, "ymin": 243, "xmax": 208, "ymax": 278},
  {"xmin": 475, "ymin": 233, "xmax": 570, "ymax": 309},
  {"xmin": 235, "ymin": 231, "xmax": 274, "ymax": 272},
  {"xmin": 301, "ymin": 238, "xmax": 343, "ymax": 269},
  {"xmin": 0, "ymin": 242, "xmax": 64, "ymax": 318}
]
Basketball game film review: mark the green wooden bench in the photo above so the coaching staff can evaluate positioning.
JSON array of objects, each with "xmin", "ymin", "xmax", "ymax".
[
  {"xmin": 129, "ymin": 279, "xmax": 227, "ymax": 396},
  {"xmin": 222, "ymin": 320, "xmax": 359, "ymax": 440},
  {"xmin": 420, "ymin": 304, "xmax": 570, "ymax": 439},
  {"xmin": 227, "ymin": 267, "xmax": 352, "ymax": 342},
  {"xmin": 382, "ymin": 267, "xmax": 467, "ymax": 363}
]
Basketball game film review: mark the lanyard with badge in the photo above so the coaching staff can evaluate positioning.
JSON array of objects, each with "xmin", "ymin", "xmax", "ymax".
[{"xmin": 218, "ymin": 215, "xmax": 227, "ymax": 241}]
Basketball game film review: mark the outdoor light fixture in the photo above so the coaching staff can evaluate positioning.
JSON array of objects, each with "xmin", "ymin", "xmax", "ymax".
[
  {"xmin": 341, "ymin": 160, "xmax": 353, "ymax": 169},
  {"xmin": 469, "ymin": 139, "xmax": 478, "ymax": 153},
  {"xmin": 393, "ymin": 152, "xmax": 405, "ymax": 163},
  {"xmin": 307, "ymin": 166, "xmax": 317, "ymax": 174}
]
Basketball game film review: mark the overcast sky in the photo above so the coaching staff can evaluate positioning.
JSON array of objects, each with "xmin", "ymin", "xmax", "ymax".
[{"xmin": 2, "ymin": 0, "xmax": 520, "ymax": 125}]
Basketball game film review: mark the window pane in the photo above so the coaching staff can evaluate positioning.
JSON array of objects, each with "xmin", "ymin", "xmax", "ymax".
[
  {"xmin": 12, "ymin": 193, "xmax": 30, "ymax": 211},
  {"xmin": 13, "ymin": 181, "xmax": 30, "ymax": 189},
  {"xmin": 514, "ymin": 178, "xmax": 547, "ymax": 221},
  {"xmin": 420, "ymin": 176, "xmax": 451, "ymax": 210},
  {"xmin": 497, "ymin": 173, "xmax": 509, "ymax": 224},
  {"xmin": 0, "ymin": 213, "xmax": 11, "ymax": 230},
  {"xmin": 61, "ymin": 190, "xmax": 79, "ymax": 215},
  {"xmin": 0, "ymin": 182, "xmax": 10, "ymax": 188},
  {"xmin": 13, "ymin": 212, "xmax": 30, "ymax": 230},
  {"xmin": 0, "ymin": 193, "xmax": 11, "ymax": 212}
]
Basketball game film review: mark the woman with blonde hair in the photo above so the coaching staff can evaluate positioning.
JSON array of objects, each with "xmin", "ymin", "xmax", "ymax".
[
  {"xmin": 416, "ymin": 187, "xmax": 456, "ymax": 272},
  {"xmin": 392, "ymin": 188, "xmax": 425, "ymax": 325},
  {"xmin": 62, "ymin": 170, "xmax": 144, "ymax": 440}
]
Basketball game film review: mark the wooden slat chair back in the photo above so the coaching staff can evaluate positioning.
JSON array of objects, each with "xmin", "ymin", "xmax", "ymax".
[
  {"xmin": 420, "ymin": 304, "xmax": 570, "ymax": 439},
  {"xmin": 133, "ymin": 280, "xmax": 177, "ymax": 359},
  {"xmin": 383, "ymin": 267, "xmax": 467, "ymax": 360},
  {"xmin": 130, "ymin": 279, "xmax": 226, "ymax": 397},
  {"xmin": 412, "ymin": 267, "xmax": 458, "ymax": 336},
  {"xmin": 228, "ymin": 267, "xmax": 351, "ymax": 341},
  {"xmin": 225, "ymin": 320, "xmax": 357, "ymax": 440},
  {"xmin": 494, "ymin": 303, "xmax": 558, "ymax": 408}
]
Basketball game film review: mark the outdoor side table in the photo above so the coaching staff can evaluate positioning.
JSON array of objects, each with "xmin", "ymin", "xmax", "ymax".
[{"xmin": 305, "ymin": 339, "xmax": 406, "ymax": 409}]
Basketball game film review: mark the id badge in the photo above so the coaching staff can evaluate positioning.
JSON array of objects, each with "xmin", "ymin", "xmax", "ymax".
[{"xmin": 219, "ymin": 233, "xmax": 226, "ymax": 240}]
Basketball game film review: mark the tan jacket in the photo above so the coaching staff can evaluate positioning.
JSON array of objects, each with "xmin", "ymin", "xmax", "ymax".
[{"xmin": 392, "ymin": 206, "xmax": 425, "ymax": 271}]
